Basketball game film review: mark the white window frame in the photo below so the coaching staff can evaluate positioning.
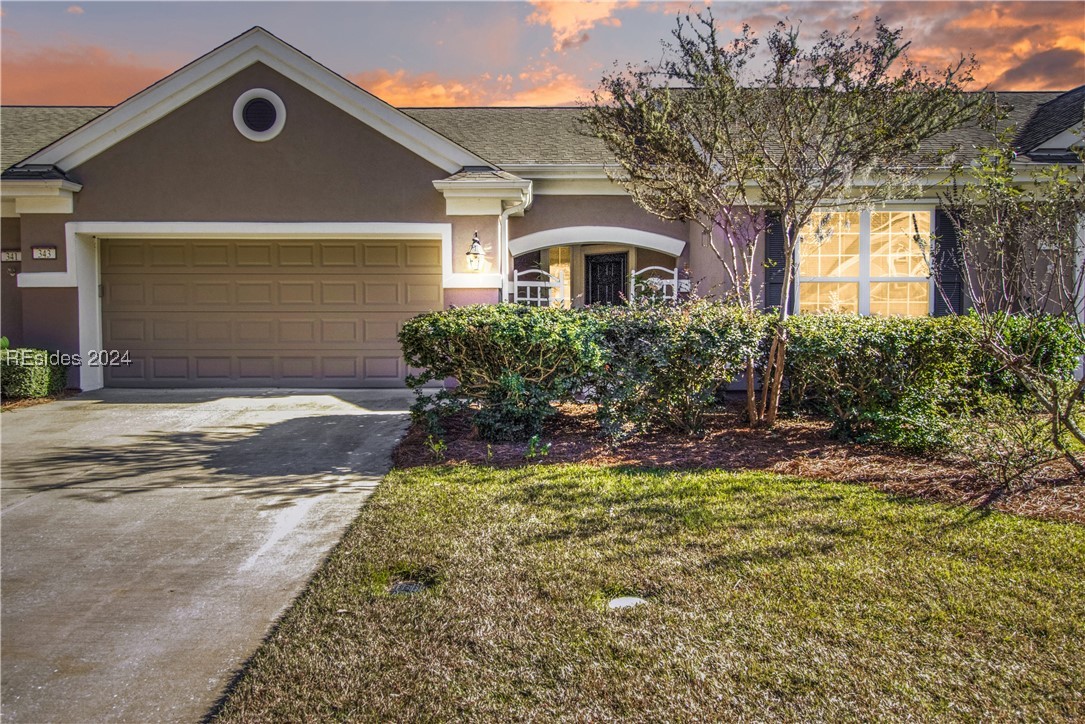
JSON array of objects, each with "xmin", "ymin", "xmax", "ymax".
[{"xmin": 794, "ymin": 208, "xmax": 935, "ymax": 316}]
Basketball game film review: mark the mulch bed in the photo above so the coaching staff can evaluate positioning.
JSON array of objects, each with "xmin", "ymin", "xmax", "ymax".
[
  {"xmin": 394, "ymin": 402, "xmax": 1085, "ymax": 526},
  {"xmin": 0, "ymin": 388, "xmax": 79, "ymax": 412}
]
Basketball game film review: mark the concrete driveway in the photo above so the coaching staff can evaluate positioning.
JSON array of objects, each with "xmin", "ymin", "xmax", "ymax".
[{"xmin": 1, "ymin": 389, "xmax": 412, "ymax": 723}]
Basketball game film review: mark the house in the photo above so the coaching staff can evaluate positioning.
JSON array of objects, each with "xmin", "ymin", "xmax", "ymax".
[{"xmin": 1, "ymin": 28, "xmax": 1082, "ymax": 390}]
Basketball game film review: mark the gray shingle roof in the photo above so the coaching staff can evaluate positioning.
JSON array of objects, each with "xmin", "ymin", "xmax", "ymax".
[
  {"xmin": 1015, "ymin": 85, "xmax": 1085, "ymax": 153},
  {"xmin": 403, "ymin": 107, "xmax": 610, "ymax": 166},
  {"xmin": 917, "ymin": 91, "xmax": 1062, "ymax": 162},
  {"xmin": 2, "ymin": 88, "xmax": 1080, "ymax": 173},
  {"xmin": 1, "ymin": 106, "xmax": 108, "ymax": 170}
]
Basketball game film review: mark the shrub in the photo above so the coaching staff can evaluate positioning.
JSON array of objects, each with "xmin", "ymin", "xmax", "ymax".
[
  {"xmin": 784, "ymin": 314, "xmax": 979, "ymax": 448},
  {"xmin": 784, "ymin": 312, "xmax": 1083, "ymax": 449},
  {"xmin": 399, "ymin": 304, "xmax": 603, "ymax": 442},
  {"xmin": 0, "ymin": 348, "xmax": 69, "ymax": 400},
  {"xmin": 589, "ymin": 299, "xmax": 768, "ymax": 436},
  {"xmin": 951, "ymin": 393, "xmax": 1065, "ymax": 488},
  {"xmin": 973, "ymin": 313, "xmax": 1085, "ymax": 398}
]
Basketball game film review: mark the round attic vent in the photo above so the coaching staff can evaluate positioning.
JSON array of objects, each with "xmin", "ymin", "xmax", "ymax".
[{"xmin": 233, "ymin": 89, "xmax": 286, "ymax": 142}]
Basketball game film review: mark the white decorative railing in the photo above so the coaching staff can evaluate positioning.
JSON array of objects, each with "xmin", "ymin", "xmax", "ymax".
[
  {"xmin": 512, "ymin": 269, "xmax": 565, "ymax": 307},
  {"xmin": 629, "ymin": 266, "xmax": 680, "ymax": 301}
]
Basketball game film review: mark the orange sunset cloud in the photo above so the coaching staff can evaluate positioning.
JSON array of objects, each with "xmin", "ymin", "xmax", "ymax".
[
  {"xmin": 350, "ymin": 69, "xmax": 492, "ymax": 107},
  {"xmin": 1, "ymin": 3, "xmax": 1079, "ymax": 108},
  {"xmin": 2, "ymin": 43, "xmax": 168, "ymax": 105},
  {"xmin": 351, "ymin": 65, "xmax": 589, "ymax": 108},
  {"xmin": 527, "ymin": 0, "xmax": 636, "ymax": 51}
]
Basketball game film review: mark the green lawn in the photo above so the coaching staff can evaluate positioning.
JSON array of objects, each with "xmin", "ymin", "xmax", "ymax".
[{"xmin": 214, "ymin": 466, "xmax": 1085, "ymax": 722}]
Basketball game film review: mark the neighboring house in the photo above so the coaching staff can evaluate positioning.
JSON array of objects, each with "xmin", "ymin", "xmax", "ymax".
[{"xmin": 1, "ymin": 27, "xmax": 1082, "ymax": 390}]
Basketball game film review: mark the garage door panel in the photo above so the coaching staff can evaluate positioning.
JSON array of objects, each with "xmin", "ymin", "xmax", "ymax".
[
  {"xmin": 193, "ymin": 243, "xmax": 230, "ymax": 267},
  {"xmin": 103, "ymin": 352, "xmax": 407, "ymax": 388},
  {"xmin": 321, "ymin": 243, "xmax": 358, "ymax": 266},
  {"xmin": 101, "ymin": 238, "xmax": 440, "ymax": 387},
  {"xmin": 152, "ymin": 319, "xmax": 189, "ymax": 343},
  {"xmin": 150, "ymin": 244, "xmax": 187, "ymax": 267},
  {"xmin": 107, "ymin": 313, "xmax": 406, "ymax": 350},
  {"xmin": 104, "ymin": 274, "xmax": 441, "ymax": 312},
  {"xmin": 406, "ymin": 243, "xmax": 441, "ymax": 268},
  {"xmin": 278, "ymin": 281, "xmax": 317, "ymax": 305},
  {"xmin": 195, "ymin": 357, "xmax": 232, "ymax": 380},
  {"xmin": 103, "ymin": 239, "xmax": 442, "ymax": 272}
]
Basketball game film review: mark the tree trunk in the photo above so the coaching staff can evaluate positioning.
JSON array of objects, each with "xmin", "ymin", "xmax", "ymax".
[
  {"xmin": 745, "ymin": 357, "xmax": 758, "ymax": 426},
  {"xmin": 764, "ymin": 329, "xmax": 788, "ymax": 426}
]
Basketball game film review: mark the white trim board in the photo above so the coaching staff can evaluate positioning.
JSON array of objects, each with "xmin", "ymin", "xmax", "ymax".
[
  {"xmin": 18, "ymin": 28, "xmax": 487, "ymax": 174},
  {"xmin": 510, "ymin": 226, "xmax": 686, "ymax": 257},
  {"xmin": 16, "ymin": 221, "xmax": 474, "ymax": 391}
]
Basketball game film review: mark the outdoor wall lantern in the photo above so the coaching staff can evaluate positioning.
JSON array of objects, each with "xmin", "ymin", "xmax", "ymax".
[{"xmin": 466, "ymin": 231, "xmax": 484, "ymax": 270}]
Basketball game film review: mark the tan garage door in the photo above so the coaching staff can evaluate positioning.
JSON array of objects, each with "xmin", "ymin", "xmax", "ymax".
[{"xmin": 100, "ymin": 238, "xmax": 442, "ymax": 387}]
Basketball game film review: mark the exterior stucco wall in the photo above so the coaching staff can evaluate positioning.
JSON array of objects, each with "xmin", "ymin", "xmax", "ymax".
[
  {"xmin": 510, "ymin": 195, "xmax": 687, "ymax": 240},
  {"xmin": 68, "ymin": 62, "xmax": 450, "ymax": 224},
  {"xmin": 20, "ymin": 288, "xmax": 78, "ymax": 388},
  {"xmin": 687, "ymin": 216, "xmax": 766, "ymax": 303},
  {"xmin": 2, "ymin": 217, "xmax": 23, "ymax": 345},
  {"xmin": 445, "ymin": 288, "xmax": 500, "ymax": 307},
  {"xmin": 451, "ymin": 216, "xmax": 499, "ymax": 276},
  {"xmin": 635, "ymin": 248, "xmax": 678, "ymax": 273}
]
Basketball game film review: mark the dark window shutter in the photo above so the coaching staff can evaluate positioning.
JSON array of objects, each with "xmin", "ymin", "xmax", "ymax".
[
  {"xmin": 933, "ymin": 208, "xmax": 963, "ymax": 316},
  {"xmin": 763, "ymin": 211, "xmax": 793, "ymax": 312}
]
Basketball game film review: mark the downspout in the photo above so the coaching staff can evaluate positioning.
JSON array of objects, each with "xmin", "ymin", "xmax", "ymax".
[{"xmin": 497, "ymin": 180, "xmax": 533, "ymax": 302}]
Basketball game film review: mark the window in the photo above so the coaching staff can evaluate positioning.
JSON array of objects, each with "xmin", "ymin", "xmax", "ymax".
[
  {"xmin": 796, "ymin": 209, "xmax": 932, "ymax": 316},
  {"xmin": 548, "ymin": 246, "xmax": 572, "ymax": 309}
]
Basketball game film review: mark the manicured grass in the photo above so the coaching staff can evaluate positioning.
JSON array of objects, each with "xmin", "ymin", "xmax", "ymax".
[{"xmin": 214, "ymin": 466, "xmax": 1085, "ymax": 722}]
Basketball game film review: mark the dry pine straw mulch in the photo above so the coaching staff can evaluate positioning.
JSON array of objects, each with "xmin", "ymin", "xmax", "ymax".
[{"xmin": 394, "ymin": 402, "xmax": 1085, "ymax": 526}]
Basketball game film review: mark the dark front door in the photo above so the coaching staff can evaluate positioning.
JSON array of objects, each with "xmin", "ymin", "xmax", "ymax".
[{"xmin": 585, "ymin": 253, "xmax": 628, "ymax": 305}]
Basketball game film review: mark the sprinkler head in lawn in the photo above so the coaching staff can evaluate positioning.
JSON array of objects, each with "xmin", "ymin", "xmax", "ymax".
[
  {"xmin": 608, "ymin": 596, "xmax": 648, "ymax": 609},
  {"xmin": 389, "ymin": 581, "xmax": 428, "ymax": 595}
]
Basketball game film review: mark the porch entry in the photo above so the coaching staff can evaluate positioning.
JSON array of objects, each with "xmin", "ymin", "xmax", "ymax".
[{"xmin": 585, "ymin": 253, "xmax": 628, "ymax": 306}]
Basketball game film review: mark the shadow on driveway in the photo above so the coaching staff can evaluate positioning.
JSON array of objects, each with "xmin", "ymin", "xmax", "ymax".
[{"xmin": 4, "ymin": 414, "xmax": 407, "ymax": 503}]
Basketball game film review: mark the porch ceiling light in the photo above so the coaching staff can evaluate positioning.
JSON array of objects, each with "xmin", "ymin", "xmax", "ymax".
[{"xmin": 466, "ymin": 231, "xmax": 484, "ymax": 270}]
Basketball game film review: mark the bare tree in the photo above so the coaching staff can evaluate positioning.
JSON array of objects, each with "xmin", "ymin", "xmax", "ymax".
[
  {"xmin": 583, "ymin": 10, "xmax": 985, "ymax": 425},
  {"xmin": 939, "ymin": 131, "xmax": 1085, "ymax": 473}
]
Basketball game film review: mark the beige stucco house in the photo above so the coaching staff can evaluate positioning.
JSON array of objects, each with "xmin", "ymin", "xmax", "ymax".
[{"xmin": 1, "ymin": 28, "xmax": 1081, "ymax": 390}]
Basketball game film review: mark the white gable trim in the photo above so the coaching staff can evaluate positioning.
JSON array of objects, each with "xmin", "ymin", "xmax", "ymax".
[
  {"xmin": 19, "ymin": 28, "xmax": 487, "ymax": 174},
  {"xmin": 510, "ymin": 226, "xmax": 686, "ymax": 257}
]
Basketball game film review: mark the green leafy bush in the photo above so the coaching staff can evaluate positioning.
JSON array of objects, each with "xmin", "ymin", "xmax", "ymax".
[
  {"xmin": 784, "ymin": 312, "xmax": 1082, "ymax": 449},
  {"xmin": 784, "ymin": 314, "xmax": 977, "ymax": 448},
  {"xmin": 590, "ymin": 299, "xmax": 768, "ymax": 436},
  {"xmin": 399, "ymin": 304, "xmax": 603, "ymax": 442},
  {"xmin": 0, "ymin": 348, "xmax": 69, "ymax": 400},
  {"xmin": 974, "ymin": 313, "xmax": 1085, "ymax": 397}
]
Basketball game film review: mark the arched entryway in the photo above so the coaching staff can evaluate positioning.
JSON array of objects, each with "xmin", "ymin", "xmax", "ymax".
[{"xmin": 509, "ymin": 226, "xmax": 687, "ymax": 306}]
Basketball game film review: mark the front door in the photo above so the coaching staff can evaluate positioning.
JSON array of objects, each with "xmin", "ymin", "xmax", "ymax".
[{"xmin": 585, "ymin": 253, "xmax": 628, "ymax": 305}]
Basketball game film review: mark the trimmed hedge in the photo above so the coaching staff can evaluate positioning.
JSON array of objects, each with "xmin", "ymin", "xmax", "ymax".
[
  {"xmin": 783, "ymin": 312, "xmax": 1083, "ymax": 449},
  {"xmin": 399, "ymin": 304, "xmax": 603, "ymax": 441},
  {"xmin": 590, "ymin": 299, "xmax": 767, "ymax": 436},
  {"xmin": 0, "ymin": 349, "xmax": 69, "ymax": 400},
  {"xmin": 399, "ymin": 302, "xmax": 1082, "ymax": 449}
]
